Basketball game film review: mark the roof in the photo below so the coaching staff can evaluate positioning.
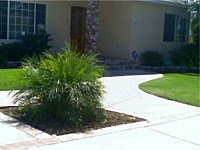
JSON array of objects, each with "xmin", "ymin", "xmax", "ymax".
[
  {"xmin": 148, "ymin": 0, "xmax": 189, "ymax": 8},
  {"xmin": 105, "ymin": 0, "xmax": 189, "ymax": 8}
]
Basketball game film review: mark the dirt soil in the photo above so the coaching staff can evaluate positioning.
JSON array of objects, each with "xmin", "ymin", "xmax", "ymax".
[{"xmin": 0, "ymin": 107, "xmax": 145, "ymax": 136}]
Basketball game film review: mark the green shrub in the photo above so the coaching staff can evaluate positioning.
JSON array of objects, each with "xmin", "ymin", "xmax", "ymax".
[
  {"xmin": 0, "ymin": 30, "xmax": 52, "ymax": 62},
  {"xmin": 170, "ymin": 44, "xmax": 199, "ymax": 68},
  {"xmin": 191, "ymin": 16, "xmax": 199, "ymax": 48},
  {"xmin": 14, "ymin": 43, "xmax": 106, "ymax": 127},
  {"xmin": 140, "ymin": 51, "xmax": 164, "ymax": 66},
  {"xmin": 21, "ymin": 29, "xmax": 52, "ymax": 57},
  {"xmin": 0, "ymin": 42, "xmax": 24, "ymax": 61},
  {"xmin": 0, "ymin": 47, "xmax": 7, "ymax": 67}
]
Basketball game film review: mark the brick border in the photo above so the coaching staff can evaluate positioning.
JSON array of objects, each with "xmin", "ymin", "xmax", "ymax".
[
  {"xmin": 0, "ymin": 112, "xmax": 61, "ymax": 149},
  {"xmin": 0, "ymin": 112, "xmax": 51, "ymax": 140},
  {"xmin": 0, "ymin": 138, "xmax": 61, "ymax": 150}
]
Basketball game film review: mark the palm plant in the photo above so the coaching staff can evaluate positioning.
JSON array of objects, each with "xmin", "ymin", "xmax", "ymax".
[{"xmin": 14, "ymin": 43, "xmax": 106, "ymax": 126}]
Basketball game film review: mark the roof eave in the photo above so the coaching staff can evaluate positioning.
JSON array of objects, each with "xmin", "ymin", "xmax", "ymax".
[{"xmin": 146, "ymin": 0, "xmax": 189, "ymax": 8}]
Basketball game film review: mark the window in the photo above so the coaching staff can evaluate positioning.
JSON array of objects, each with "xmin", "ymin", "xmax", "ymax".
[
  {"xmin": 163, "ymin": 14, "xmax": 176, "ymax": 42},
  {"xmin": 0, "ymin": 0, "xmax": 46, "ymax": 40},
  {"xmin": 163, "ymin": 13, "xmax": 187, "ymax": 42},
  {"xmin": 0, "ymin": 1, "xmax": 8, "ymax": 39},
  {"xmin": 175, "ymin": 15, "xmax": 186, "ymax": 42},
  {"xmin": 36, "ymin": 4, "xmax": 46, "ymax": 34},
  {"xmin": 9, "ymin": 1, "xmax": 35, "ymax": 39}
]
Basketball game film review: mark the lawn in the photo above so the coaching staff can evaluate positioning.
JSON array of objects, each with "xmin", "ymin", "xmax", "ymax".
[
  {"xmin": 139, "ymin": 73, "xmax": 200, "ymax": 107},
  {"xmin": 0, "ymin": 69, "xmax": 23, "ymax": 91}
]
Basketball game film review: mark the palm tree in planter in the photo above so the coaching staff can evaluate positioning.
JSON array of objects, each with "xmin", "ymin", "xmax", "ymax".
[{"xmin": 14, "ymin": 43, "xmax": 106, "ymax": 127}]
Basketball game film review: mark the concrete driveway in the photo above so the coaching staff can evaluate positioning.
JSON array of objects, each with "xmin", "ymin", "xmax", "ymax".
[{"xmin": 0, "ymin": 71, "xmax": 200, "ymax": 150}]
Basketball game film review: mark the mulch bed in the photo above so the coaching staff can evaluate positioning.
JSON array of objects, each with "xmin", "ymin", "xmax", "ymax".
[{"xmin": 0, "ymin": 107, "xmax": 145, "ymax": 136}]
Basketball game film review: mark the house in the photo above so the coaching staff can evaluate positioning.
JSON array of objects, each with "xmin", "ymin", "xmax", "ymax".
[{"xmin": 0, "ymin": 0, "xmax": 189, "ymax": 64}]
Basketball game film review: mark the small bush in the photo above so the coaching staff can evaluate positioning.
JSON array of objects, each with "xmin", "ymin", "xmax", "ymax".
[
  {"xmin": 21, "ymin": 29, "xmax": 52, "ymax": 57},
  {"xmin": 0, "ymin": 30, "xmax": 52, "ymax": 62},
  {"xmin": 140, "ymin": 51, "xmax": 164, "ymax": 66},
  {"xmin": 170, "ymin": 44, "xmax": 199, "ymax": 68},
  {"xmin": 0, "ymin": 42, "xmax": 24, "ymax": 61},
  {"xmin": 0, "ymin": 48, "xmax": 7, "ymax": 66},
  {"xmin": 191, "ymin": 17, "xmax": 199, "ymax": 47},
  {"xmin": 14, "ymin": 43, "xmax": 106, "ymax": 127}
]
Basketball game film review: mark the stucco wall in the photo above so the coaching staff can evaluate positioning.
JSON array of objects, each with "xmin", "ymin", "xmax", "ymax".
[
  {"xmin": 130, "ymin": 1, "xmax": 189, "ymax": 61},
  {"xmin": 45, "ymin": 1, "xmax": 86, "ymax": 51},
  {"xmin": 97, "ymin": 1, "xmax": 189, "ymax": 62},
  {"xmin": 97, "ymin": 1, "xmax": 132, "ymax": 59}
]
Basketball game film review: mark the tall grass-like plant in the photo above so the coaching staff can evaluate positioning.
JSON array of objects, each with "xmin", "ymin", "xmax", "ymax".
[{"xmin": 14, "ymin": 44, "xmax": 106, "ymax": 127}]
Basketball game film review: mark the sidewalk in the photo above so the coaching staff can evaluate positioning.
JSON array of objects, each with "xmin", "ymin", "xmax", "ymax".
[
  {"xmin": 0, "ymin": 71, "xmax": 200, "ymax": 150},
  {"xmin": 0, "ymin": 91, "xmax": 18, "ymax": 107}
]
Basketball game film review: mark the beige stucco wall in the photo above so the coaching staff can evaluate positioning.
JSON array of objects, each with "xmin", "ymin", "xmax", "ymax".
[
  {"xmin": 98, "ymin": 1, "xmax": 189, "ymax": 62},
  {"xmin": 130, "ymin": 1, "xmax": 189, "ymax": 62},
  {"xmin": 44, "ymin": 1, "xmax": 86, "ymax": 51},
  {"xmin": 97, "ymin": 1, "xmax": 132, "ymax": 59}
]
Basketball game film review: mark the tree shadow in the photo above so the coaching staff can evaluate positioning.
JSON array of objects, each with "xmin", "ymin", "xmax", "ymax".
[{"xmin": 183, "ymin": 73, "xmax": 200, "ymax": 76}]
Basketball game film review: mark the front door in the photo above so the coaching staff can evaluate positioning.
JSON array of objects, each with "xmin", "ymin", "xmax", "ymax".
[{"xmin": 70, "ymin": 6, "xmax": 86, "ymax": 53}]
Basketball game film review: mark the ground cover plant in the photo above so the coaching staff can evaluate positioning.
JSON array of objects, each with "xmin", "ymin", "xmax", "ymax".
[{"xmin": 139, "ymin": 73, "xmax": 200, "ymax": 107}]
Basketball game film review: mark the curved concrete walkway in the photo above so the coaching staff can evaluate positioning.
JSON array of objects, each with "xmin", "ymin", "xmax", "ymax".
[{"xmin": 0, "ymin": 73, "xmax": 200, "ymax": 150}]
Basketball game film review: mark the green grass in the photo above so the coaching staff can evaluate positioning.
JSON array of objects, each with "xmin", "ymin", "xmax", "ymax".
[
  {"xmin": 139, "ymin": 73, "xmax": 200, "ymax": 107},
  {"xmin": 1, "ymin": 70, "xmax": 199, "ymax": 107},
  {"xmin": 0, "ymin": 69, "xmax": 23, "ymax": 91}
]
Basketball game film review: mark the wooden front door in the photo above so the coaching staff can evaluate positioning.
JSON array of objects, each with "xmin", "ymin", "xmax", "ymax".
[{"xmin": 70, "ymin": 6, "xmax": 86, "ymax": 53}]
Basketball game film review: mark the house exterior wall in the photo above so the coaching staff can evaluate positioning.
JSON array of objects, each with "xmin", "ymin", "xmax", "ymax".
[
  {"xmin": 0, "ymin": 1, "xmax": 189, "ymax": 63},
  {"xmin": 97, "ymin": 1, "xmax": 189, "ymax": 62},
  {"xmin": 97, "ymin": 1, "xmax": 132, "ymax": 59},
  {"xmin": 0, "ymin": 0, "xmax": 86, "ymax": 51},
  {"xmin": 129, "ymin": 1, "xmax": 189, "ymax": 61},
  {"xmin": 44, "ymin": 1, "xmax": 86, "ymax": 51}
]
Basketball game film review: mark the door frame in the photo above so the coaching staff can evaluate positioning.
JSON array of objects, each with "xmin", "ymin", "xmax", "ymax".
[{"xmin": 70, "ymin": 6, "xmax": 86, "ymax": 52}]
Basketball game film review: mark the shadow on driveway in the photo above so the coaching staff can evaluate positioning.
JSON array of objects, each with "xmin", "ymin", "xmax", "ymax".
[{"xmin": 104, "ymin": 69, "xmax": 158, "ymax": 77}]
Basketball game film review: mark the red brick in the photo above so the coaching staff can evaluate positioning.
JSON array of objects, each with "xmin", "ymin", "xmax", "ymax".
[{"xmin": 0, "ymin": 145, "xmax": 12, "ymax": 150}]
